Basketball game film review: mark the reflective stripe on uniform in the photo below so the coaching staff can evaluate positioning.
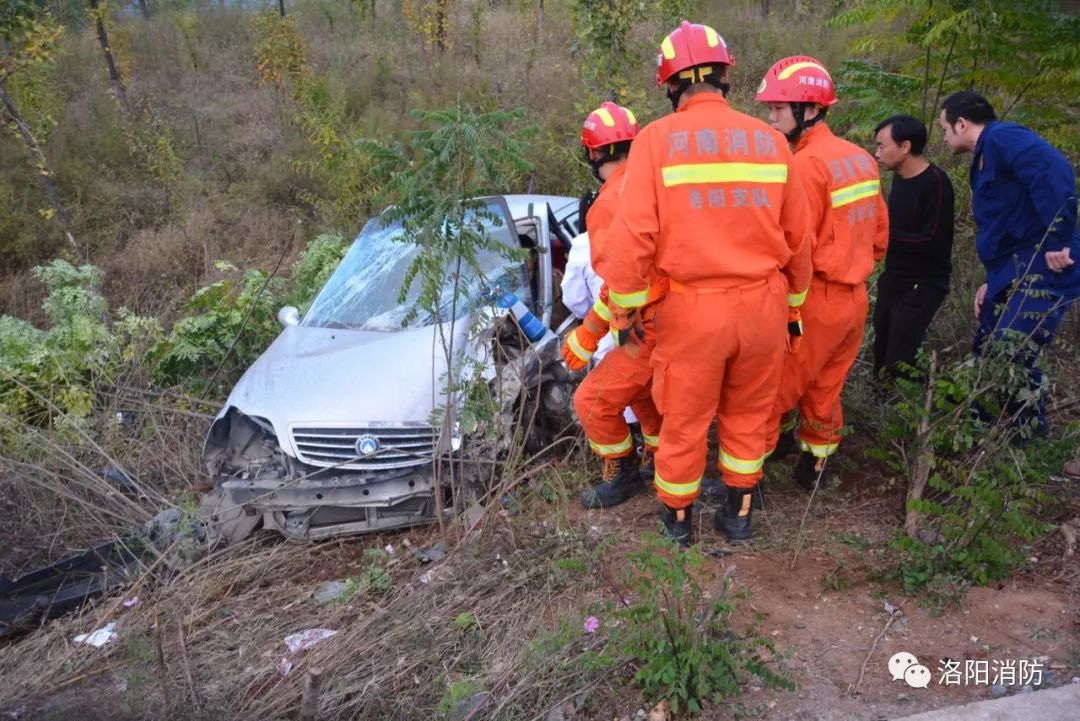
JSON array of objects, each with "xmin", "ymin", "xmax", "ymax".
[
  {"xmin": 830, "ymin": 179, "xmax": 880, "ymax": 208},
  {"xmin": 779, "ymin": 416, "xmax": 797, "ymax": 433},
  {"xmin": 642, "ymin": 433, "xmax": 660, "ymax": 448},
  {"xmin": 654, "ymin": 473, "xmax": 700, "ymax": 497},
  {"xmin": 589, "ymin": 433, "xmax": 632, "ymax": 457},
  {"xmin": 800, "ymin": 439, "xmax": 839, "ymax": 458},
  {"xmin": 609, "ymin": 287, "xmax": 649, "ymax": 308},
  {"xmin": 566, "ymin": 332, "xmax": 594, "ymax": 362},
  {"xmin": 719, "ymin": 449, "xmax": 765, "ymax": 475},
  {"xmin": 787, "ymin": 287, "xmax": 808, "ymax": 307},
  {"xmin": 592, "ymin": 297, "xmax": 612, "ymax": 321},
  {"xmin": 662, "ymin": 162, "xmax": 789, "ymax": 187}
]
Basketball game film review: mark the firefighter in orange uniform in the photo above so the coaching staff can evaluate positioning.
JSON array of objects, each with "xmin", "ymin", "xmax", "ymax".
[
  {"xmin": 597, "ymin": 22, "xmax": 813, "ymax": 545},
  {"xmin": 562, "ymin": 102, "xmax": 665, "ymax": 510},
  {"xmin": 755, "ymin": 56, "xmax": 888, "ymax": 489}
]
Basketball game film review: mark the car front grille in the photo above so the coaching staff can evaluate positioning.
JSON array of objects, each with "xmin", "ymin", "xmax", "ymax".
[{"xmin": 290, "ymin": 424, "xmax": 436, "ymax": 471}]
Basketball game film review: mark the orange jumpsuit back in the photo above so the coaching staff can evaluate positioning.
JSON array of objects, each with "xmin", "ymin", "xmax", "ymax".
[
  {"xmin": 765, "ymin": 123, "xmax": 888, "ymax": 458},
  {"xmin": 598, "ymin": 92, "xmax": 813, "ymax": 508},
  {"xmin": 572, "ymin": 162, "xmax": 664, "ymax": 460}
]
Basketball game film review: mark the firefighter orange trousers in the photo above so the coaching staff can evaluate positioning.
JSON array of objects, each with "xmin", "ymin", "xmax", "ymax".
[
  {"xmin": 649, "ymin": 273, "xmax": 788, "ymax": 508},
  {"xmin": 766, "ymin": 278, "xmax": 869, "ymax": 458},
  {"xmin": 573, "ymin": 313, "xmax": 662, "ymax": 460}
]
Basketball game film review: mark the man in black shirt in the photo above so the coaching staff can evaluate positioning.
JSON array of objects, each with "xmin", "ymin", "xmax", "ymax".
[{"xmin": 872, "ymin": 114, "xmax": 954, "ymax": 378}]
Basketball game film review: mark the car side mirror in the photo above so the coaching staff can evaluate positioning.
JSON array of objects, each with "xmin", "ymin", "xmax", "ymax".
[{"xmin": 277, "ymin": 306, "xmax": 300, "ymax": 328}]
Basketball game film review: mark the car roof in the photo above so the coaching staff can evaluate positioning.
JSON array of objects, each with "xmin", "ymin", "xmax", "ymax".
[{"xmin": 501, "ymin": 194, "xmax": 578, "ymax": 221}]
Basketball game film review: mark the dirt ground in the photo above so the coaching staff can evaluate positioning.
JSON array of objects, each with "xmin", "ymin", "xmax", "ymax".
[
  {"xmin": 571, "ymin": 461, "xmax": 1080, "ymax": 721},
  {"xmin": 3, "ymin": 452, "xmax": 1079, "ymax": 721}
]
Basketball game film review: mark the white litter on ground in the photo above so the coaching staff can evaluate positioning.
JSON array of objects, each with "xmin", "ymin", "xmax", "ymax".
[
  {"xmin": 73, "ymin": 622, "xmax": 118, "ymax": 648},
  {"xmin": 279, "ymin": 628, "xmax": 338, "ymax": 674}
]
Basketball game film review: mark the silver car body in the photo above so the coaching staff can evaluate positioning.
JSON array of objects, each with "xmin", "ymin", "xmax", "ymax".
[{"xmin": 199, "ymin": 194, "xmax": 581, "ymax": 542}]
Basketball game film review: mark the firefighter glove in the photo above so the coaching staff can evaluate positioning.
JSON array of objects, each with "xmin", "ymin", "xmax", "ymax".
[{"xmin": 561, "ymin": 325, "xmax": 604, "ymax": 371}]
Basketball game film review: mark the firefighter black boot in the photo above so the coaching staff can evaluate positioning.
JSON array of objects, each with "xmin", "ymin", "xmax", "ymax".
[
  {"xmin": 638, "ymin": 446, "xmax": 656, "ymax": 483},
  {"xmin": 767, "ymin": 412, "xmax": 799, "ymax": 461},
  {"xmin": 751, "ymin": 478, "xmax": 765, "ymax": 510},
  {"xmin": 793, "ymin": 451, "xmax": 824, "ymax": 492},
  {"xmin": 772, "ymin": 430, "xmax": 799, "ymax": 458},
  {"xmin": 660, "ymin": 504, "xmax": 693, "ymax": 547},
  {"xmin": 580, "ymin": 452, "xmax": 644, "ymax": 509},
  {"xmin": 714, "ymin": 486, "xmax": 753, "ymax": 543}
]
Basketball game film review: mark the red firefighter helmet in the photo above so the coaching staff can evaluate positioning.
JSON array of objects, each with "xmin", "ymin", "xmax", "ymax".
[
  {"xmin": 656, "ymin": 21, "xmax": 735, "ymax": 87},
  {"xmin": 580, "ymin": 102, "xmax": 639, "ymax": 150},
  {"xmin": 755, "ymin": 55, "xmax": 838, "ymax": 106}
]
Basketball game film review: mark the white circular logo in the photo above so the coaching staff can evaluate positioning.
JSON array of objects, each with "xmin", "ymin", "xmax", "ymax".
[{"xmin": 356, "ymin": 435, "xmax": 380, "ymax": 456}]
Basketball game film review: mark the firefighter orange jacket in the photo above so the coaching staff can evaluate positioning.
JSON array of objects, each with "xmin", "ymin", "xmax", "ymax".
[
  {"xmin": 596, "ymin": 92, "xmax": 813, "ymax": 308},
  {"xmin": 794, "ymin": 123, "xmax": 888, "ymax": 284},
  {"xmin": 586, "ymin": 162, "xmax": 627, "ymax": 269},
  {"xmin": 575, "ymin": 162, "xmax": 632, "ymax": 337}
]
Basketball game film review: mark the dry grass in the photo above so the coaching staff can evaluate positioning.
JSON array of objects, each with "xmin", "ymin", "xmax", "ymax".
[
  {"xmin": 1, "ymin": 0, "xmax": 869, "ymax": 318},
  {"xmin": 0, "ymin": 499, "xmax": 610, "ymax": 721},
  {"xmin": 0, "ymin": 384, "xmax": 211, "ymax": 576}
]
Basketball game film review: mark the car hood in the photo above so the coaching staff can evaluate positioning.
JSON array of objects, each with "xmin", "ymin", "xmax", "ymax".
[{"xmin": 220, "ymin": 321, "xmax": 478, "ymax": 455}]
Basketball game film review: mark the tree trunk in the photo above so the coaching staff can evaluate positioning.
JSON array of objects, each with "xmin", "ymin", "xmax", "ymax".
[
  {"xmin": 760, "ymin": 0, "xmax": 771, "ymax": 16},
  {"xmin": 87, "ymin": 0, "xmax": 128, "ymax": 111},
  {"xmin": 138, "ymin": 0, "xmax": 151, "ymax": 19},
  {"xmin": 536, "ymin": 0, "xmax": 543, "ymax": 38},
  {"xmin": 905, "ymin": 352, "xmax": 937, "ymax": 539},
  {"xmin": 278, "ymin": 0, "xmax": 286, "ymax": 17},
  {"xmin": 0, "ymin": 83, "xmax": 80, "ymax": 259},
  {"xmin": 434, "ymin": 0, "xmax": 450, "ymax": 52}
]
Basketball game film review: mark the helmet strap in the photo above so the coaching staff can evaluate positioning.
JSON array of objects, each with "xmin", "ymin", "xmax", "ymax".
[
  {"xmin": 584, "ymin": 144, "xmax": 630, "ymax": 180},
  {"xmin": 588, "ymin": 152, "xmax": 613, "ymax": 180},
  {"xmin": 666, "ymin": 71, "xmax": 729, "ymax": 111},
  {"xmin": 786, "ymin": 102, "xmax": 826, "ymax": 143}
]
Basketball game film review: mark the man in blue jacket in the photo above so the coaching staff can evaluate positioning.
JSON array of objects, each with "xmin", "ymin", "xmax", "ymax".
[{"xmin": 939, "ymin": 91, "xmax": 1080, "ymax": 435}]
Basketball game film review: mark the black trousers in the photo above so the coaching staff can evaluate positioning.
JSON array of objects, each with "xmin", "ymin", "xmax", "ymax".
[{"xmin": 872, "ymin": 273, "xmax": 947, "ymax": 377}]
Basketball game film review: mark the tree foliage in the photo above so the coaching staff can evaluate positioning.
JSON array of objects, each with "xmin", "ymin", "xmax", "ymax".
[
  {"xmin": 830, "ymin": 0, "xmax": 1080, "ymax": 149},
  {"xmin": 0, "ymin": 261, "xmax": 161, "ymax": 445},
  {"xmin": 360, "ymin": 105, "xmax": 534, "ymax": 325},
  {"xmin": 570, "ymin": 0, "xmax": 650, "ymax": 107},
  {"xmin": 1, "ymin": 1, "xmax": 63, "ymax": 84},
  {"xmin": 151, "ymin": 233, "xmax": 349, "ymax": 394},
  {"xmin": 401, "ymin": 0, "xmax": 453, "ymax": 53}
]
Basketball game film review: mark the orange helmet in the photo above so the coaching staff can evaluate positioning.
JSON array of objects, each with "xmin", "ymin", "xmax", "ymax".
[
  {"xmin": 656, "ymin": 21, "xmax": 735, "ymax": 87},
  {"xmin": 755, "ymin": 55, "xmax": 837, "ymax": 107},
  {"xmin": 581, "ymin": 102, "xmax": 639, "ymax": 150}
]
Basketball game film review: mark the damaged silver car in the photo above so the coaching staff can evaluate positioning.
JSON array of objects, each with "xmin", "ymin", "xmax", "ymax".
[{"xmin": 199, "ymin": 195, "xmax": 583, "ymax": 543}]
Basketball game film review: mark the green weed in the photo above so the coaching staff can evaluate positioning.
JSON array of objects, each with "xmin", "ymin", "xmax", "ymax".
[{"xmin": 602, "ymin": 533, "xmax": 795, "ymax": 715}]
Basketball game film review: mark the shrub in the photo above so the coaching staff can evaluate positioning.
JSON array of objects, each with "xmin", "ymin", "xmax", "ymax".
[
  {"xmin": 0, "ymin": 260, "xmax": 161, "ymax": 446},
  {"xmin": 149, "ymin": 231, "xmax": 349, "ymax": 394},
  {"xmin": 870, "ymin": 331, "xmax": 1066, "ymax": 608},
  {"xmin": 601, "ymin": 533, "xmax": 793, "ymax": 715}
]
